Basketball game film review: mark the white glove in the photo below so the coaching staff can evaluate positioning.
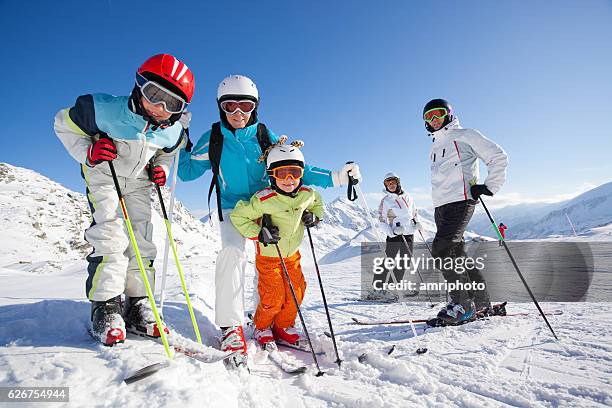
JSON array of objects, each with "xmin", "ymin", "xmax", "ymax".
[
  {"xmin": 332, "ymin": 162, "xmax": 362, "ymax": 187},
  {"xmin": 178, "ymin": 110, "xmax": 192, "ymax": 129},
  {"xmin": 413, "ymin": 221, "xmax": 423, "ymax": 231},
  {"xmin": 392, "ymin": 223, "xmax": 405, "ymax": 235}
]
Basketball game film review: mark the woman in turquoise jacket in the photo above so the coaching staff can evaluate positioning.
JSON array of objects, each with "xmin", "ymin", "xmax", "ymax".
[{"xmin": 178, "ymin": 74, "xmax": 361, "ymax": 369}]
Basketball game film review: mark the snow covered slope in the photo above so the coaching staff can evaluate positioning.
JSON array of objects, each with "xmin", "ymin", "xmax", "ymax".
[
  {"xmin": 318, "ymin": 198, "xmax": 484, "ymax": 264},
  {"xmin": 0, "ymin": 163, "xmax": 610, "ymax": 407},
  {"xmin": 470, "ymin": 181, "xmax": 612, "ymax": 239},
  {"xmin": 0, "ymin": 162, "xmax": 219, "ymax": 274}
]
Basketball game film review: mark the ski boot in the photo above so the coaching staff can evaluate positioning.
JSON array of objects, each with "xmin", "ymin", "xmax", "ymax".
[
  {"xmin": 124, "ymin": 297, "xmax": 169, "ymax": 338},
  {"xmin": 220, "ymin": 325, "xmax": 248, "ymax": 370},
  {"xmin": 253, "ymin": 327, "xmax": 275, "ymax": 347},
  {"xmin": 436, "ymin": 299, "xmax": 476, "ymax": 325},
  {"xmin": 91, "ymin": 296, "xmax": 126, "ymax": 346},
  {"xmin": 478, "ymin": 301, "xmax": 507, "ymax": 318}
]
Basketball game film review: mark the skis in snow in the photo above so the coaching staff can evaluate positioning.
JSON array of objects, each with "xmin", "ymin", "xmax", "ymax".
[
  {"xmin": 351, "ymin": 302, "xmax": 563, "ymax": 328},
  {"xmin": 260, "ymin": 342, "xmax": 308, "ymax": 375},
  {"xmin": 123, "ymin": 329, "xmax": 241, "ymax": 384}
]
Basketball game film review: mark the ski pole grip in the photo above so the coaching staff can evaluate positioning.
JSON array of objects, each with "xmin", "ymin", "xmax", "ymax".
[{"xmin": 345, "ymin": 161, "xmax": 358, "ymax": 202}]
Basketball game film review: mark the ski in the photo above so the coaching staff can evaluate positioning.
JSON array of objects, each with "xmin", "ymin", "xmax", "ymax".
[
  {"xmin": 351, "ymin": 302, "xmax": 563, "ymax": 327},
  {"xmin": 126, "ymin": 327, "xmax": 239, "ymax": 363},
  {"xmin": 123, "ymin": 329, "xmax": 241, "ymax": 384},
  {"xmin": 276, "ymin": 339, "xmax": 325, "ymax": 356},
  {"xmin": 261, "ymin": 342, "xmax": 308, "ymax": 375}
]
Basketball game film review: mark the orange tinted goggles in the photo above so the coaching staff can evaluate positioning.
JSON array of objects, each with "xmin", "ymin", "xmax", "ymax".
[{"xmin": 269, "ymin": 165, "xmax": 304, "ymax": 180}]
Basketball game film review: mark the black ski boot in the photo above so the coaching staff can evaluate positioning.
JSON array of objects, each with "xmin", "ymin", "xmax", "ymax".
[
  {"xmin": 125, "ymin": 296, "xmax": 168, "ymax": 338},
  {"xmin": 91, "ymin": 296, "xmax": 125, "ymax": 346}
]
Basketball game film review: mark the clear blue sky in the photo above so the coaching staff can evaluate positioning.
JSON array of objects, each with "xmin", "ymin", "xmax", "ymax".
[{"xmin": 2, "ymin": 0, "xmax": 611, "ymax": 214}]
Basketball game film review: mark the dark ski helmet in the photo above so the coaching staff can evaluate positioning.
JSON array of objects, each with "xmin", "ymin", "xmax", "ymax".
[{"xmin": 423, "ymin": 98, "xmax": 454, "ymax": 132}]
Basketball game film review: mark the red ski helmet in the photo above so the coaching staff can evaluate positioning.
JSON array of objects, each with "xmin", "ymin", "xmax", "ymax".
[{"xmin": 137, "ymin": 54, "xmax": 195, "ymax": 103}]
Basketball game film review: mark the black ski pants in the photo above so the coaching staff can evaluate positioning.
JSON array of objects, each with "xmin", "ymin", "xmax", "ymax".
[{"xmin": 432, "ymin": 200, "xmax": 490, "ymax": 308}]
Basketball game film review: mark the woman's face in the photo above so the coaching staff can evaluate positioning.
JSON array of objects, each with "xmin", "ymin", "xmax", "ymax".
[
  {"xmin": 226, "ymin": 110, "xmax": 251, "ymax": 129},
  {"xmin": 384, "ymin": 178, "xmax": 398, "ymax": 192}
]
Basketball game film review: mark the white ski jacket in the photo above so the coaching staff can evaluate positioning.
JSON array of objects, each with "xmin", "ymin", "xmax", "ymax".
[
  {"xmin": 378, "ymin": 190, "xmax": 419, "ymax": 237},
  {"xmin": 429, "ymin": 118, "xmax": 508, "ymax": 208}
]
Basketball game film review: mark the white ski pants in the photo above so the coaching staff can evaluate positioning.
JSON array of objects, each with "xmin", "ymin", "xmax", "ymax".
[
  {"xmin": 215, "ymin": 209, "xmax": 249, "ymax": 327},
  {"xmin": 82, "ymin": 165, "xmax": 156, "ymax": 301}
]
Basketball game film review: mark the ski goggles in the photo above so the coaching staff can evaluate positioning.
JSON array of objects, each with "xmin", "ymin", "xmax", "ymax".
[
  {"xmin": 423, "ymin": 107, "xmax": 448, "ymax": 123},
  {"xmin": 219, "ymin": 99, "xmax": 257, "ymax": 114},
  {"xmin": 268, "ymin": 165, "xmax": 304, "ymax": 181},
  {"xmin": 136, "ymin": 73, "xmax": 187, "ymax": 114}
]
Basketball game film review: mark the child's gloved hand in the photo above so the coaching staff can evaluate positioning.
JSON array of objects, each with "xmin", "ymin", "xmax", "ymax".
[
  {"xmin": 302, "ymin": 210, "xmax": 319, "ymax": 228},
  {"xmin": 258, "ymin": 225, "xmax": 280, "ymax": 246}
]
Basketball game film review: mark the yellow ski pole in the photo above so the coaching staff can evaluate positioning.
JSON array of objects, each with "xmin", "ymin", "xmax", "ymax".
[
  {"xmin": 151, "ymin": 166, "xmax": 202, "ymax": 344},
  {"xmin": 106, "ymin": 155, "xmax": 173, "ymax": 359}
]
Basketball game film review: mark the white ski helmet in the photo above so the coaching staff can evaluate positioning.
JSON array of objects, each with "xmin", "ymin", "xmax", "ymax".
[
  {"xmin": 217, "ymin": 75, "xmax": 259, "ymax": 101},
  {"xmin": 266, "ymin": 140, "xmax": 305, "ymax": 170},
  {"xmin": 383, "ymin": 172, "xmax": 402, "ymax": 194},
  {"xmin": 384, "ymin": 172, "xmax": 399, "ymax": 181}
]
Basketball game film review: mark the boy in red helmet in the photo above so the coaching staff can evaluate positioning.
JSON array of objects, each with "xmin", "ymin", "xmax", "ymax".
[{"xmin": 54, "ymin": 54, "xmax": 193, "ymax": 346}]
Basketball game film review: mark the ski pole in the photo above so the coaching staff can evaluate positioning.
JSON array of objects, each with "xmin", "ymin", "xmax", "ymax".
[
  {"xmin": 345, "ymin": 161, "xmax": 358, "ymax": 202},
  {"xmin": 479, "ymin": 197, "xmax": 559, "ymax": 340},
  {"xmin": 151, "ymin": 165, "xmax": 202, "ymax": 345},
  {"xmin": 416, "ymin": 227, "xmax": 448, "ymax": 304},
  {"xmin": 400, "ymin": 302, "xmax": 428, "ymax": 354},
  {"xmin": 262, "ymin": 216, "xmax": 324, "ymax": 376},
  {"xmin": 159, "ymin": 155, "xmax": 179, "ymax": 316},
  {"xmin": 160, "ymin": 128, "xmax": 190, "ymax": 313},
  {"xmin": 305, "ymin": 225, "xmax": 342, "ymax": 368},
  {"xmin": 104, "ymin": 151, "xmax": 173, "ymax": 359},
  {"xmin": 398, "ymin": 232, "xmax": 435, "ymax": 307}
]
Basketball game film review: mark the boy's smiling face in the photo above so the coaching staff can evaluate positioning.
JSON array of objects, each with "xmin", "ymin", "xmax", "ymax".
[{"xmin": 276, "ymin": 176, "xmax": 300, "ymax": 193}]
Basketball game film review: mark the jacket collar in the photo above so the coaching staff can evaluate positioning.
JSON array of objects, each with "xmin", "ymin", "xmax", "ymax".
[{"xmin": 428, "ymin": 118, "xmax": 461, "ymax": 142}]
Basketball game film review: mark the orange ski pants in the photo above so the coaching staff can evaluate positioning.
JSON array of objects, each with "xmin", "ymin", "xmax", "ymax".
[{"xmin": 253, "ymin": 251, "xmax": 307, "ymax": 330}]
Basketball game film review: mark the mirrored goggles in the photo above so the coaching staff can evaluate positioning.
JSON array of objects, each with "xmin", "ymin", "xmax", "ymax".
[
  {"xmin": 423, "ymin": 107, "xmax": 448, "ymax": 123},
  {"xmin": 220, "ymin": 99, "xmax": 257, "ymax": 114},
  {"xmin": 136, "ymin": 73, "xmax": 187, "ymax": 114},
  {"xmin": 269, "ymin": 165, "xmax": 304, "ymax": 181}
]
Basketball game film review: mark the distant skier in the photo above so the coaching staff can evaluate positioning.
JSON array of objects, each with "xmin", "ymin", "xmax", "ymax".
[
  {"xmin": 498, "ymin": 223, "xmax": 507, "ymax": 246},
  {"xmin": 230, "ymin": 139, "xmax": 323, "ymax": 349},
  {"xmin": 424, "ymin": 98, "xmax": 508, "ymax": 324},
  {"xmin": 373, "ymin": 172, "xmax": 422, "ymax": 298},
  {"xmin": 177, "ymin": 74, "xmax": 361, "ymax": 369},
  {"xmin": 54, "ymin": 54, "xmax": 193, "ymax": 346}
]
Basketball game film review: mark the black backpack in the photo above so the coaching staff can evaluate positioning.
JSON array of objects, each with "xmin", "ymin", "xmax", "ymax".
[{"xmin": 208, "ymin": 121, "xmax": 272, "ymax": 221}]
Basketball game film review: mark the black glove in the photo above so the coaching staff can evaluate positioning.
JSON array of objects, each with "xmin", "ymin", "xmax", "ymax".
[
  {"xmin": 183, "ymin": 128, "xmax": 193, "ymax": 152},
  {"xmin": 470, "ymin": 184, "xmax": 493, "ymax": 200},
  {"xmin": 302, "ymin": 210, "xmax": 319, "ymax": 228},
  {"xmin": 258, "ymin": 225, "xmax": 280, "ymax": 246}
]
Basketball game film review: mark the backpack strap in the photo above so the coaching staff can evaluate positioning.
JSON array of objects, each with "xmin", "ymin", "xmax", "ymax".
[
  {"xmin": 208, "ymin": 122, "xmax": 272, "ymax": 222},
  {"xmin": 208, "ymin": 122, "xmax": 224, "ymax": 221}
]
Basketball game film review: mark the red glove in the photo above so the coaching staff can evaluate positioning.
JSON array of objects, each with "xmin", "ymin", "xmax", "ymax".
[
  {"xmin": 87, "ymin": 138, "xmax": 117, "ymax": 166},
  {"xmin": 150, "ymin": 165, "xmax": 166, "ymax": 186}
]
